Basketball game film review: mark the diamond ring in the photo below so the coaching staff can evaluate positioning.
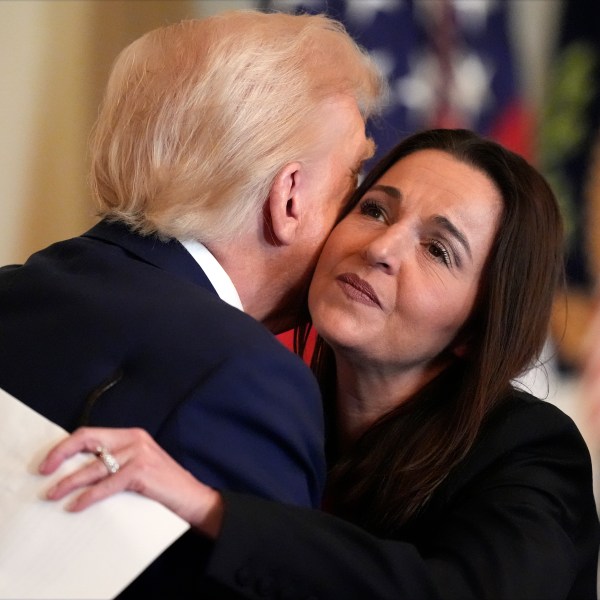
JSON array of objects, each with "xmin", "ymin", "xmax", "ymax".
[{"xmin": 95, "ymin": 446, "xmax": 120, "ymax": 475}]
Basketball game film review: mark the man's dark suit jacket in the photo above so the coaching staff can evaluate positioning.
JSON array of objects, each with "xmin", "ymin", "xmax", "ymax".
[
  {"xmin": 205, "ymin": 391, "xmax": 600, "ymax": 600},
  {"xmin": 0, "ymin": 220, "xmax": 325, "ymax": 596}
]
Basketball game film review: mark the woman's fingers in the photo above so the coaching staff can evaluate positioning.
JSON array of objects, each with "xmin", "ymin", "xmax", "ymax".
[
  {"xmin": 45, "ymin": 443, "xmax": 131, "ymax": 502},
  {"xmin": 63, "ymin": 465, "xmax": 132, "ymax": 512},
  {"xmin": 40, "ymin": 427, "xmax": 115, "ymax": 474},
  {"xmin": 37, "ymin": 425, "xmax": 225, "ymax": 537},
  {"xmin": 39, "ymin": 427, "xmax": 144, "ymax": 474},
  {"xmin": 42, "ymin": 427, "xmax": 171, "ymax": 506},
  {"xmin": 45, "ymin": 456, "xmax": 111, "ymax": 500},
  {"xmin": 40, "ymin": 427, "xmax": 143, "ymax": 506}
]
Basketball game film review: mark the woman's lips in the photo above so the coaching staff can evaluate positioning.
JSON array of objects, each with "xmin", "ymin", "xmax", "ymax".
[{"xmin": 336, "ymin": 273, "xmax": 381, "ymax": 308}]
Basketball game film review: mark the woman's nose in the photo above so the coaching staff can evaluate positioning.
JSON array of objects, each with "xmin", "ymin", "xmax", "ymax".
[{"xmin": 362, "ymin": 227, "xmax": 406, "ymax": 274}]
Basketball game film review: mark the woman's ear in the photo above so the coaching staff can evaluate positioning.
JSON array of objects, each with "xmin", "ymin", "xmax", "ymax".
[{"xmin": 264, "ymin": 162, "xmax": 303, "ymax": 246}]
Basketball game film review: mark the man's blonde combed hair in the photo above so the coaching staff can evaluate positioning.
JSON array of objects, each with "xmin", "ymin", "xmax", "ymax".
[{"xmin": 90, "ymin": 11, "xmax": 385, "ymax": 243}]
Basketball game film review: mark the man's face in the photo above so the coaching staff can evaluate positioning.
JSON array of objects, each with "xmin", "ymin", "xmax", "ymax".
[
  {"xmin": 265, "ymin": 95, "xmax": 373, "ymax": 333},
  {"xmin": 293, "ymin": 96, "xmax": 374, "ymax": 284}
]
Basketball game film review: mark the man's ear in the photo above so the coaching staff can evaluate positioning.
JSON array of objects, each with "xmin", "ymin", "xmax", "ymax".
[{"xmin": 264, "ymin": 162, "xmax": 303, "ymax": 247}]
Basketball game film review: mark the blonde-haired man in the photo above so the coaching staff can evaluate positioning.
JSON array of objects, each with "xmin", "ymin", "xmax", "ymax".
[{"xmin": 0, "ymin": 10, "xmax": 383, "ymax": 598}]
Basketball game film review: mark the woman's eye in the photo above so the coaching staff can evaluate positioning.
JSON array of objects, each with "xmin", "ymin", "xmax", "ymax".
[
  {"xmin": 427, "ymin": 240, "xmax": 451, "ymax": 266},
  {"xmin": 359, "ymin": 200, "xmax": 386, "ymax": 221}
]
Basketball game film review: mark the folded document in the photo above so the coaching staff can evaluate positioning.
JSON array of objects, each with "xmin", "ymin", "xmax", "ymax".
[{"xmin": 0, "ymin": 387, "xmax": 189, "ymax": 599}]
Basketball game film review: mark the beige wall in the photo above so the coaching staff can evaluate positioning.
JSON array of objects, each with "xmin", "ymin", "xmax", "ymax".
[
  {"xmin": 0, "ymin": 0, "xmax": 556, "ymax": 266},
  {"xmin": 1, "ymin": 1, "xmax": 93, "ymax": 265}
]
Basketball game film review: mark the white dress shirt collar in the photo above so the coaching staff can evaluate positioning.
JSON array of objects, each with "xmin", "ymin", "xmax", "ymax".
[{"xmin": 179, "ymin": 239, "xmax": 244, "ymax": 312}]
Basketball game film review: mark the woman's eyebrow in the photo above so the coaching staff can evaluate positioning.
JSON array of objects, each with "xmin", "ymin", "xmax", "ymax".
[
  {"xmin": 370, "ymin": 184, "xmax": 401, "ymax": 199},
  {"xmin": 433, "ymin": 215, "xmax": 472, "ymax": 260}
]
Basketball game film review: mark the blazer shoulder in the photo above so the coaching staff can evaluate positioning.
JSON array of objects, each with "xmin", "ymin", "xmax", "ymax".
[
  {"xmin": 483, "ymin": 388, "xmax": 586, "ymax": 448},
  {"xmin": 437, "ymin": 388, "xmax": 594, "ymax": 503}
]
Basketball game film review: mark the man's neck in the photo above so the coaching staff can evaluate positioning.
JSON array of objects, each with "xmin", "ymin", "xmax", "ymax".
[
  {"xmin": 206, "ymin": 239, "xmax": 297, "ymax": 334},
  {"xmin": 179, "ymin": 239, "xmax": 243, "ymax": 311}
]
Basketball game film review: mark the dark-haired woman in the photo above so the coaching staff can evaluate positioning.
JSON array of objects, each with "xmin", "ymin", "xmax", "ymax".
[{"xmin": 41, "ymin": 129, "xmax": 599, "ymax": 599}]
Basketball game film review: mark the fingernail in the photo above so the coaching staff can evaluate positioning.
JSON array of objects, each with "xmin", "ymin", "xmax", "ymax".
[
  {"xmin": 45, "ymin": 485, "xmax": 57, "ymax": 499},
  {"xmin": 66, "ymin": 498, "xmax": 80, "ymax": 512},
  {"xmin": 38, "ymin": 458, "xmax": 47, "ymax": 473}
]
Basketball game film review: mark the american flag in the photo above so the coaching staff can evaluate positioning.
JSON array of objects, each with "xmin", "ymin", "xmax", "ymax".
[{"xmin": 261, "ymin": 0, "xmax": 532, "ymax": 167}]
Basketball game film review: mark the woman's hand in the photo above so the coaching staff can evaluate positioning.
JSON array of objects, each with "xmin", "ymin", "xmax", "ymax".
[{"xmin": 39, "ymin": 426, "xmax": 223, "ymax": 539}]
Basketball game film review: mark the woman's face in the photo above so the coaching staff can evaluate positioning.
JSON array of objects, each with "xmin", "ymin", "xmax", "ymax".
[{"xmin": 308, "ymin": 149, "xmax": 502, "ymax": 374}]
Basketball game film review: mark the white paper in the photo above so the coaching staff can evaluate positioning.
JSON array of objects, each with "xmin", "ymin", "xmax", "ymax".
[{"xmin": 0, "ymin": 387, "xmax": 190, "ymax": 599}]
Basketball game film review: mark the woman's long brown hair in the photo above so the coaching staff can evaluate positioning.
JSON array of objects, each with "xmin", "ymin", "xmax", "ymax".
[{"xmin": 296, "ymin": 129, "xmax": 565, "ymax": 533}]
